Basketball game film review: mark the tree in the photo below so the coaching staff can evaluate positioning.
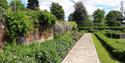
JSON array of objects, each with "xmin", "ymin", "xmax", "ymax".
[
  {"xmin": 93, "ymin": 9, "xmax": 105, "ymax": 26},
  {"xmin": 0, "ymin": 0, "xmax": 8, "ymax": 9},
  {"xmin": 106, "ymin": 10, "xmax": 122, "ymax": 26},
  {"xmin": 10, "ymin": 0, "xmax": 25, "ymax": 11},
  {"xmin": 27, "ymin": 0, "xmax": 39, "ymax": 10},
  {"xmin": 68, "ymin": 13, "xmax": 73, "ymax": 21},
  {"xmin": 50, "ymin": 2, "xmax": 64, "ymax": 20},
  {"xmin": 72, "ymin": 1, "xmax": 89, "ymax": 27}
]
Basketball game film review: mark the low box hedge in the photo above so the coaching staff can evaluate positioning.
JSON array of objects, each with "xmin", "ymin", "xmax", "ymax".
[
  {"xmin": 95, "ymin": 32, "xmax": 125, "ymax": 62},
  {"xmin": 105, "ymin": 33, "xmax": 120, "ymax": 39}
]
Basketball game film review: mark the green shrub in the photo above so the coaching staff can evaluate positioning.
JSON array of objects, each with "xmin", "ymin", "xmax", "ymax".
[
  {"xmin": 69, "ymin": 21, "xmax": 78, "ymax": 30},
  {"xmin": 38, "ymin": 11, "xmax": 57, "ymax": 30},
  {"xmin": 6, "ymin": 9, "xmax": 33, "ymax": 43},
  {"xmin": 0, "ymin": 31, "xmax": 83, "ymax": 63}
]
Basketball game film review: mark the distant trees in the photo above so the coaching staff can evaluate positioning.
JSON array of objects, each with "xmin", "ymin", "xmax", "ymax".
[
  {"xmin": 93, "ymin": 9, "xmax": 105, "ymax": 26},
  {"xmin": 27, "ymin": 0, "xmax": 39, "ymax": 10},
  {"xmin": 69, "ymin": 1, "xmax": 89, "ymax": 27},
  {"xmin": 10, "ymin": 0, "xmax": 25, "ymax": 11},
  {"xmin": 50, "ymin": 2, "xmax": 64, "ymax": 20},
  {"xmin": 68, "ymin": 13, "xmax": 73, "ymax": 21},
  {"xmin": 106, "ymin": 10, "xmax": 122, "ymax": 26}
]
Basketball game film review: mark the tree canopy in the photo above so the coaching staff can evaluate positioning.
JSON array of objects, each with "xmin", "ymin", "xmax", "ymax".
[
  {"xmin": 10, "ymin": 0, "xmax": 25, "ymax": 11},
  {"xmin": 71, "ymin": 1, "xmax": 89, "ymax": 27},
  {"xmin": 68, "ymin": 13, "xmax": 73, "ymax": 21},
  {"xmin": 50, "ymin": 2, "xmax": 64, "ymax": 20},
  {"xmin": 93, "ymin": 9, "xmax": 105, "ymax": 26},
  {"xmin": 106, "ymin": 10, "xmax": 122, "ymax": 26},
  {"xmin": 27, "ymin": 0, "xmax": 39, "ymax": 10}
]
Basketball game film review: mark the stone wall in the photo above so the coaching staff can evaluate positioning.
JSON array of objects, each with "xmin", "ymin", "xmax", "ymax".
[{"xmin": 19, "ymin": 30, "xmax": 53, "ymax": 44}]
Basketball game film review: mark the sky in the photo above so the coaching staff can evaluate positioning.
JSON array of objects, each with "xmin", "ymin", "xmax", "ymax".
[{"xmin": 8, "ymin": 0, "xmax": 125, "ymax": 20}]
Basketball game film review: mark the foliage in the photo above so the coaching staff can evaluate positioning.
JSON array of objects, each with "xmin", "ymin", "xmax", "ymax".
[
  {"xmin": 0, "ymin": 7, "xmax": 6, "ymax": 22},
  {"xmin": 68, "ymin": 13, "xmax": 73, "ymax": 21},
  {"xmin": 72, "ymin": 1, "xmax": 89, "ymax": 27},
  {"xmin": 106, "ymin": 10, "xmax": 122, "ymax": 26},
  {"xmin": 93, "ymin": 9, "xmax": 105, "ymax": 26},
  {"xmin": 27, "ymin": 0, "xmax": 39, "ymax": 10},
  {"xmin": 105, "ymin": 32, "xmax": 120, "ymax": 39},
  {"xmin": 92, "ymin": 34, "xmax": 119, "ymax": 63},
  {"xmin": 0, "ymin": 32, "xmax": 83, "ymax": 63},
  {"xmin": 69, "ymin": 21, "xmax": 78, "ymax": 30},
  {"xmin": 24, "ymin": 10, "xmax": 41, "ymax": 33},
  {"xmin": 38, "ymin": 11, "xmax": 57, "ymax": 30},
  {"xmin": 10, "ymin": 0, "xmax": 25, "ymax": 11},
  {"xmin": 95, "ymin": 32, "xmax": 125, "ymax": 62},
  {"xmin": 50, "ymin": 2, "xmax": 64, "ymax": 20},
  {"xmin": 53, "ymin": 21, "xmax": 71, "ymax": 35},
  {"xmin": 0, "ymin": 0, "xmax": 8, "ymax": 9},
  {"xmin": 6, "ymin": 9, "xmax": 33, "ymax": 43},
  {"xmin": 53, "ymin": 21, "xmax": 78, "ymax": 36},
  {"xmin": 0, "ymin": 0, "xmax": 8, "ymax": 24}
]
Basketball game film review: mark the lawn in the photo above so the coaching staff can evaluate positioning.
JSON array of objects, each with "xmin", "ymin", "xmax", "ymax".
[{"xmin": 92, "ymin": 34, "xmax": 119, "ymax": 63}]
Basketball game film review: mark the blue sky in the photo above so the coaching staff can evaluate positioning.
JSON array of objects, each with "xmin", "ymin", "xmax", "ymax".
[{"xmin": 7, "ymin": 0, "xmax": 124, "ymax": 20}]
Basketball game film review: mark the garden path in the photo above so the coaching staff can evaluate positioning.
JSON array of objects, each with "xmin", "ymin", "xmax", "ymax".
[{"xmin": 62, "ymin": 33, "xmax": 100, "ymax": 63}]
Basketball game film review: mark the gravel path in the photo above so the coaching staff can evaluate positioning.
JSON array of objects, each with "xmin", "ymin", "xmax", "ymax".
[{"xmin": 62, "ymin": 33, "xmax": 100, "ymax": 63}]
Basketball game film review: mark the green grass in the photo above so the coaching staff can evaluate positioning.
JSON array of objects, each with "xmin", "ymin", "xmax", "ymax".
[{"xmin": 92, "ymin": 34, "xmax": 119, "ymax": 63}]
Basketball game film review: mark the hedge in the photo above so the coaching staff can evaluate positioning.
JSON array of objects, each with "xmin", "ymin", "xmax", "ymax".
[
  {"xmin": 95, "ymin": 32, "xmax": 125, "ymax": 62},
  {"xmin": 105, "ymin": 33, "xmax": 120, "ymax": 39},
  {"xmin": 79, "ymin": 27, "xmax": 125, "ymax": 30},
  {"xmin": 92, "ymin": 34, "xmax": 119, "ymax": 63},
  {"xmin": 0, "ymin": 31, "xmax": 83, "ymax": 63}
]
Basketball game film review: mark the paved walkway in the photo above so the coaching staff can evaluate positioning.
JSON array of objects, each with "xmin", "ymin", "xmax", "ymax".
[{"xmin": 62, "ymin": 33, "xmax": 100, "ymax": 63}]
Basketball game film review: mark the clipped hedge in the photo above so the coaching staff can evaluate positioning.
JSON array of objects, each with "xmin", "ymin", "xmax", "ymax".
[
  {"xmin": 105, "ymin": 33, "xmax": 120, "ymax": 38},
  {"xmin": 0, "ymin": 31, "xmax": 83, "ymax": 63},
  {"xmin": 95, "ymin": 32, "xmax": 125, "ymax": 62}
]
